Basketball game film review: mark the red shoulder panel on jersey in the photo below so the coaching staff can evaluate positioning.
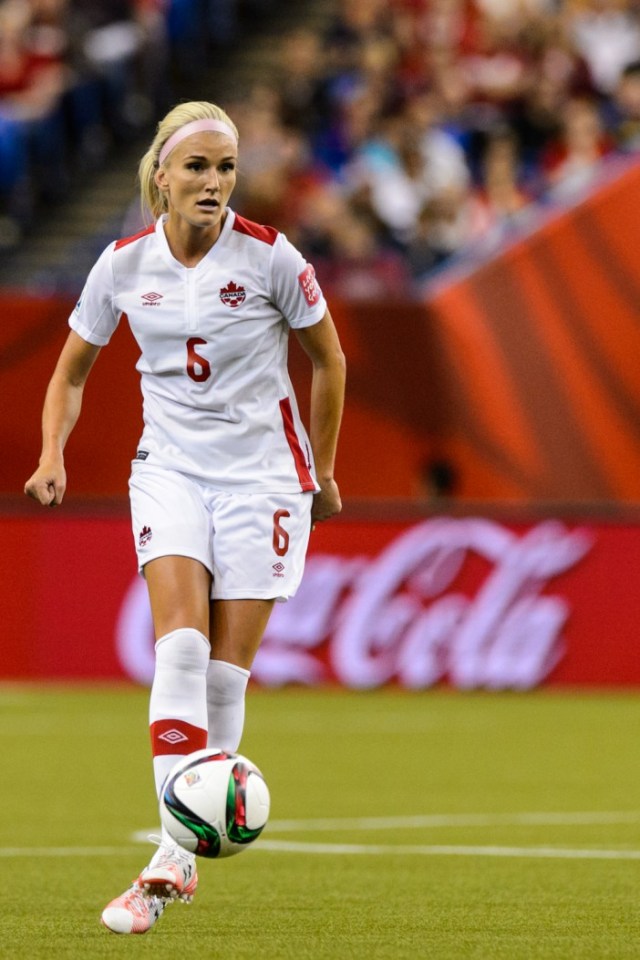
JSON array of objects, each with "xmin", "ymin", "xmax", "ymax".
[
  {"xmin": 114, "ymin": 223, "xmax": 155, "ymax": 250},
  {"xmin": 232, "ymin": 214, "xmax": 278, "ymax": 246}
]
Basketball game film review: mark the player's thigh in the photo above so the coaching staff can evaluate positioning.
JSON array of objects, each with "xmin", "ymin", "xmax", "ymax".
[
  {"xmin": 129, "ymin": 463, "xmax": 213, "ymax": 574},
  {"xmin": 209, "ymin": 491, "xmax": 313, "ymax": 601},
  {"xmin": 145, "ymin": 555, "xmax": 212, "ymax": 640}
]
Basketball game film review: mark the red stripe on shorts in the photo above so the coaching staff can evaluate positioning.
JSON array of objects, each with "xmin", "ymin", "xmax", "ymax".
[
  {"xmin": 150, "ymin": 718, "xmax": 207, "ymax": 756},
  {"xmin": 279, "ymin": 397, "xmax": 316, "ymax": 491}
]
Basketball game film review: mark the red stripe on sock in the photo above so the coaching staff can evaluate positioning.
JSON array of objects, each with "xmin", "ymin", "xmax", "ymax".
[{"xmin": 150, "ymin": 718, "xmax": 207, "ymax": 756}]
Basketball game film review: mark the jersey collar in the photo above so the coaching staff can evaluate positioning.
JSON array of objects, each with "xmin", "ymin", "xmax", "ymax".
[{"xmin": 155, "ymin": 208, "xmax": 236, "ymax": 273}]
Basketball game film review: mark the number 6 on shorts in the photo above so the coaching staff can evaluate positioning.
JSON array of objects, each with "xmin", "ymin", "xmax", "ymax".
[{"xmin": 273, "ymin": 510, "xmax": 290, "ymax": 557}]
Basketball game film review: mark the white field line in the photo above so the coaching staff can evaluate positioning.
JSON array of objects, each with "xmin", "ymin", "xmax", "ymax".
[
  {"xmin": 257, "ymin": 840, "xmax": 640, "ymax": 861},
  {"xmin": 3, "ymin": 841, "xmax": 640, "ymax": 862},
  {"xmin": 4, "ymin": 811, "xmax": 640, "ymax": 860},
  {"xmin": 264, "ymin": 810, "xmax": 640, "ymax": 832},
  {"xmin": 129, "ymin": 810, "xmax": 640, "ymax": 844}
]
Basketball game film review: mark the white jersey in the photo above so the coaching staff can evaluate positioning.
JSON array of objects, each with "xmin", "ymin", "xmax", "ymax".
[{"xmin": 69, "ymin": 209, "xmax": 327, "ymax": 493}]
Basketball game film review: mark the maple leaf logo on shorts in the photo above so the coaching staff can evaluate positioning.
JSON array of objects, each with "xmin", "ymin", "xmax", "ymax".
[
  {"xmin": 139, "ymin": 525, "xmax": 152, "ymax": 547},
  {"xmin": 219, "ymin": 281, "xmax": 246, "ymax": 307}
]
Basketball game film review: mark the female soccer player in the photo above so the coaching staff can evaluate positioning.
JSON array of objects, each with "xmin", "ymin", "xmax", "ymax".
[{"xmin": 24, "ymin": 100, "xmax": 345, "ymax": 934}]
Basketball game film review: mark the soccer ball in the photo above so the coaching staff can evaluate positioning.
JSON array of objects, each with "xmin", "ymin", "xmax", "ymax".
[{"xmin": 160, "ymin": 748, "xmax": 270, "ymax": 858}]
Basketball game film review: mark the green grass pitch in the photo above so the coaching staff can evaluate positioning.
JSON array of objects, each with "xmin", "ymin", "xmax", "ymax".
[{"xmin": 2, "ymin": 685, "xmax": 640, "ymax": 959}]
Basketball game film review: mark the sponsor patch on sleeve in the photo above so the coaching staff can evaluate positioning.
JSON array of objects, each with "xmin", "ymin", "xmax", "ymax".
[{"xmin": 297, "ymin": 264, "xmax": 321, "ymax": 307}]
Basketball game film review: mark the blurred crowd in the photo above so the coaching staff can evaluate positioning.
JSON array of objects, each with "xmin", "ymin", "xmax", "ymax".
[
  {"xmin": 0, "ymin": 0, "xmax": 267, "ymax": 245},
  {"xmin": 0, "ymin": 0, "xmax": 162, "ymax": 242},
  {"xmin": 225, "ymin": 0, "xmax": 640, "ymax": 297},
  {"xmin": 3, "ymin": 0, "xmax": 640, "ymax": 294}
]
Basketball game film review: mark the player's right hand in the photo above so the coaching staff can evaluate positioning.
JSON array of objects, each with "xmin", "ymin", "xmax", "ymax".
[
  {"xmin": 311, "ymin": 478, "xmax": 342, "ymax": 525},
  {"xmin": 24, "ymin": 463, "xmax": 67, "ymax": 507}
]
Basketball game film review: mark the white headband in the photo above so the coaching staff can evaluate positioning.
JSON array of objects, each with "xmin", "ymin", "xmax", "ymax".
[{"xmin": 158, "ymin": 118, "xmax": 237, "ymax": 165}]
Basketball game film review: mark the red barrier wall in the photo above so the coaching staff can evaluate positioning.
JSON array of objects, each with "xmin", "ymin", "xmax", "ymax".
[
  {"xmin": 1, "ymin": 296, "xmax": 142, "ymax": 498},
  {"xmin": 3, "ymin": 510, "xmax": 640, "ymax": 688},
  {"xmin": 423, "ymin": 160, "xmax": 640, "ymax": 502}
]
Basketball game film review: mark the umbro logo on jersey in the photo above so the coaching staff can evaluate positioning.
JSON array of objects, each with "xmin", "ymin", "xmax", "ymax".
[
  {"xmin": 139, "ymin": 525, "xmax": 152, "ymax": 546},
  {"xmin": 141, "ymin": 291, "xmax": 163, "ymax": 305},
  {"xmin": 219, "ymin": 281, "xmax": 246, "ymax": 307}
]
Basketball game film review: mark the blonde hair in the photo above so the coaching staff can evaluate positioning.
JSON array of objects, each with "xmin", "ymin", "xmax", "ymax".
[{"xmin": 138, "ymin": 101, "xmax": 239, "ymax": 221}]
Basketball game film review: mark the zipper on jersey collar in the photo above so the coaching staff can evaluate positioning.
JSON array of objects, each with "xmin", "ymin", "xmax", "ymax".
[{"xmin": 185, "ymin": 270, "xmax": 198, "ymax": 332}]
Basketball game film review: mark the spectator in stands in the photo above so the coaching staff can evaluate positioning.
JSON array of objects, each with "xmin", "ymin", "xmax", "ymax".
[
  {"xmin": 0, "ymin": 0, "xmax": 187, "ymax": 243},
  {"xmin": 565, "ymin": 0, "xmax": 640, "ymax": 95},
  {"xmin": 274, "ymin": 27, "xmax": 327, "ymax": 135},
  {"xmin": 508, "ymin": 12, "xmax": 595, "ymax": 177},
  {"xmin": 0, "ymin": 0, "xmax": 68, "ymax": 231},
  {"xmin": 345, "ymin": 91, "xmax": 471, "ymax": 248},
  {"xmin": 467, "ymin": 126, "xmax": 535, "ymax": 247},
  {"xmin": 312, "ymin": 80, "xmax": 384, "ymax": 176},
  {"xmin": 541, "ymin": 93, "xmax": 615, "ymax": 201},
  {"xmin": 323, "ymin": 0, "xmax": 392, "ymax": 76},
  {"xmin": 0, "ymin": 0, "xmax": 66, "ymax": 120},
  {"xmin": 461, "ymin": 6, "xmax": 532, "ymax": 113},
  {"xmin": 405, "ymin": 184, "xmax": 483, "ymax": 276},
  {"xmin": 313, "ymin": 206, "xmax": 412, "ymax": 299},
  {"xmin": 225, "ymin": 83, "xmax": 311, "ymax": 227},
  {"xmin": 71, "ymin": 0, "xmax": 168, "ymax": 138},
  {"xmin": 290, "ymin": 179, "xmax": 351, "ymax": 258},
  {"xmin": 609, "ymin": 57, "xmax": 640, "ymax": 150}
]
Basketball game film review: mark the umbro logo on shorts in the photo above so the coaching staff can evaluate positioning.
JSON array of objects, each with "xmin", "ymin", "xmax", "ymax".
[{"xmin": 272, "ymin": 562, "xmax": 285, "ymax": 577}]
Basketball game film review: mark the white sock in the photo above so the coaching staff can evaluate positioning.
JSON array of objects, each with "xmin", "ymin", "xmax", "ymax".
[
  {"xmin": 206, "ymin": 659, "xmax": 250, "ymax": 753},
  {"xmin": 149, "ymin": 628, "xmax": 210, "ymax": 798}
]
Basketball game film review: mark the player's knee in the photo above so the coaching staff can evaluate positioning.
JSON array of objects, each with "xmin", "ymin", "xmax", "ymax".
[
  {"xmin": 208, "ymin": 659, "xmax": 250, "ymax": 704},
  {"xmin": 155, "ymin": 627, "xmax": 210, "ymax": 673}
]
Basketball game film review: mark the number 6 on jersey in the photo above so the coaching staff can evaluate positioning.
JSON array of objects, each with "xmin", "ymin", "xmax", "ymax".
[{"xmin": 186, "ymin": 337, "xmax": 211, "ymax": 382}]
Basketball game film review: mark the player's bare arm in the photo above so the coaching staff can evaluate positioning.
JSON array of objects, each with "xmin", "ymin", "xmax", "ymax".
[
  {"xmin": 24, "ymin": 330, "xmax": 101, "ymax": 506},
  {"xmin": 295, "ymin": 309, "xmax": 346, "ymax": 524}
]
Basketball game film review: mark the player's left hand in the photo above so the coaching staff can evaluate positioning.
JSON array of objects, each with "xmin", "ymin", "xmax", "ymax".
[{"xmin": 311, "ymin": 478, "xmax": 342, "ymax": 527}]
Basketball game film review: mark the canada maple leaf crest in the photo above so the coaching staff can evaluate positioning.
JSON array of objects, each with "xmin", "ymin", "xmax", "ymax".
[
  {"xmin": 139, "ymin": 525, "xmax": 152, "ymax": 546},
  {"xmin": 219, "ymin": 280, "xmax": 246, "ymax": 307}
]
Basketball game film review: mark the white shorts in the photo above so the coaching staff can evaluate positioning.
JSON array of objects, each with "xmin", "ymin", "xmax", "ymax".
[{"xmin": 129, "ymin": 462, "xmax": 313, "ymax": 601}]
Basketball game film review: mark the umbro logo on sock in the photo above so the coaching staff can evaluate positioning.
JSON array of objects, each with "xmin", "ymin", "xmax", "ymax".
[{"xmin": 158, "ymin": 729, "xmax": 189, "ymax": 744}]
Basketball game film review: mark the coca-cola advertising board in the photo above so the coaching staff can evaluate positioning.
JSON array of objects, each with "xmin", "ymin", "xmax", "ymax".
[{"xmin": 3, "ymin": 511, "xmax": 640, "ymax": 687}]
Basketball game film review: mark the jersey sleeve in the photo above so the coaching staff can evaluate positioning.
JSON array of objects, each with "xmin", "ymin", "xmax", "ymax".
[
  {"xmin": 269, "ymin": 233, "xmax": 327, "ymax": 329},
  {"xmin": 68, "ymin": 243, "xmax": 121, "ymax": 346}
]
